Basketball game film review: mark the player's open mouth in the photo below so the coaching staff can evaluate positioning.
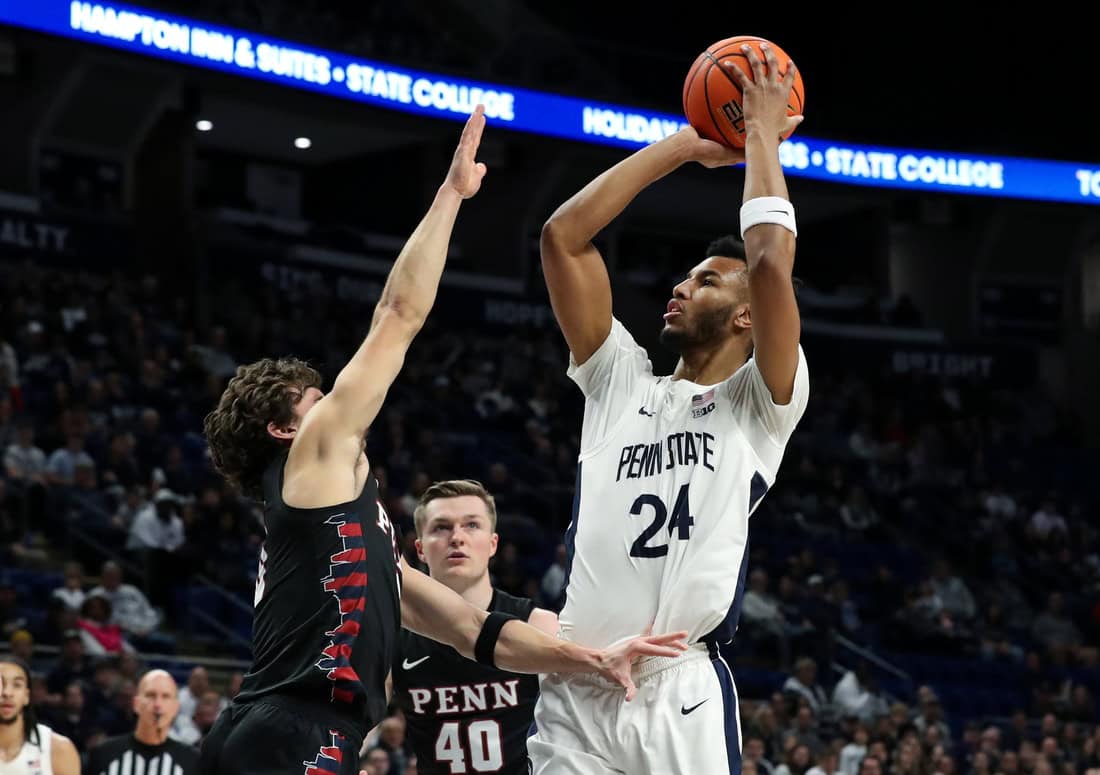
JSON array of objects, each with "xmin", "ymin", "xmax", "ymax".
[{"xmin": 663, "ymin": 299, "xmax": 683, "ymax": 320}]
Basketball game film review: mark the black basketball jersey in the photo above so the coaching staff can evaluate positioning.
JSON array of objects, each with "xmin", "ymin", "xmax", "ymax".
[
  {"xmin": 236, "ymin": 451, "xmax": 402, "ymax": 729},
  {"xmin": 392, "ymin": 589, "xmax": 540, "ymax": 775}
]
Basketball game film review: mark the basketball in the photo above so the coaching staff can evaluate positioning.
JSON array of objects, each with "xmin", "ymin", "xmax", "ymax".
[{"xmin": 682, "ymin": 35, "xmax": 805, "ymax": 149}]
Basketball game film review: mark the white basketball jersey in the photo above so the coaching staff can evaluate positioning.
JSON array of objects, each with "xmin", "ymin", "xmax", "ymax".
[
  {"xmin": 558, "ymin": 318, "xmax": 809, "ymax": 648},
  {"xmin": 0, "ymin": 725, "xmax": 54, "ymax": 775}
]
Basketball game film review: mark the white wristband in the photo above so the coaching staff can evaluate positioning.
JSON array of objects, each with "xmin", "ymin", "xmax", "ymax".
[{"xmin": 739, "ymin": 196, "xmax": 797, "ymax": 239}]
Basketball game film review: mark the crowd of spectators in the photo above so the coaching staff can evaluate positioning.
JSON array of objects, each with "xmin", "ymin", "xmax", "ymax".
[{"xmin": 2, "ymin": 258, "xmax": 1099, "ymax": 774}]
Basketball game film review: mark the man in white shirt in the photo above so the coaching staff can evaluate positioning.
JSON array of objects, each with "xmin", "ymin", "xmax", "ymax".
[
  {"xmin": 89, "ymin": 561, "xmax": 161, "ymax": 638},
  {"xmin": 126, "ymin": 489, "xmax": 186, "ymax": 552},
  {"xmin": 172, "ymin": 666, "xmax": 210, "ymax": 741},
  {"xmin": 831, "ymin": 662, "xmax": 888, "ymax": 722}
]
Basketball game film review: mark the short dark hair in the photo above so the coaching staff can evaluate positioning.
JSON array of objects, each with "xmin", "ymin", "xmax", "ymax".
[
  {"xmin": 704, "ymin": 235, "xmax": 747, "ymax": 262},
  {"xmin": 413, "ymin": 479, "xmax": 497, "ymax": 536},
  {"xmin": 704, "ymin": 235, "xmax": 803, "ymax": 292},
  {"xmin": 203, "ymin": 357, "xmax": 322, "ymax": 498}
]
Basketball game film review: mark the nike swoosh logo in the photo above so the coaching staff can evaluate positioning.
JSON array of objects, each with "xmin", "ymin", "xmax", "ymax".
[
  {"xmin": 681, "ymin": 699, "xmax": 709, "ymax": 715},
  {"xmin": 638, "ymin": 407, "xmax": 655, "ymax": 417},
  {"xmin": 402, "ymin": 656, "xmax": 430, "ymax": 670}
]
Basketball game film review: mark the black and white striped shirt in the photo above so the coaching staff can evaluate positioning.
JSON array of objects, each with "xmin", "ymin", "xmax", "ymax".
[{"xmin": 85, "ymin": 735, "xmax": 198, "ymax": 775}]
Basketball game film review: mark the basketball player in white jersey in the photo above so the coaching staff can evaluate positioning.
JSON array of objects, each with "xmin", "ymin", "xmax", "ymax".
[
  {"xmin": 528, "ymin": 44, "xmax": 808, "ymax": 774},
  {"xmin": 0, "ymin": 658, "xmax": 81, "ymax": 775}
]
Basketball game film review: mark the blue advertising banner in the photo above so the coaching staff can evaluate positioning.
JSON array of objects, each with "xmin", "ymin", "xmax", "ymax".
[{"xmin": 3, "ymin": 0, "xmax": 1099, "ymax": 205}]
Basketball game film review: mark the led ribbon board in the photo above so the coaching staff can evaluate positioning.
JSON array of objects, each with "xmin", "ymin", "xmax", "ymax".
[{"xmin": 2, "ymin": 0, "xmax": 1099, "ymax": 205}]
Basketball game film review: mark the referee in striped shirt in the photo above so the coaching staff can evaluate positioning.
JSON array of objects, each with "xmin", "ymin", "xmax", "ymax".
[{"xmin": 86, "ymin": 669, "xmax": 198, "ymax": 775}]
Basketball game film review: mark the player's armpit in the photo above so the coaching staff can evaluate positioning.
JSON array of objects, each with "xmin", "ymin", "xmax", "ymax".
[{"xmin": 51, "ymin": 733, "xmax": 82, "ymax": 775}]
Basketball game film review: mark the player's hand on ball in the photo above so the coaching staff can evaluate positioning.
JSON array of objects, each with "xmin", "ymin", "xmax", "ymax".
[
  {"xmin": 444, "ymin": 104, "xmax": 489, "ymax": 199},
  {"xmin": 677, "ymin": 126, "xmax": 745, "ymax": 168},
  {"xmin": 594, "ymin": 630, "xmax": 689, "ymax": 701},
  {"xmin": 724, "ymin": 43, "xmax": 803, "ymax": 142}
]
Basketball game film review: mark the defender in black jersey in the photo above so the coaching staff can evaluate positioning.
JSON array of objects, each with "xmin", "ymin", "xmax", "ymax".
[
  {"xmin": 199, "ymin": 106, "xmax": 689, "ymax": 775},
  {"xmin": 391, "ymin": 481, "xmax": 558, "ymax": 775}
]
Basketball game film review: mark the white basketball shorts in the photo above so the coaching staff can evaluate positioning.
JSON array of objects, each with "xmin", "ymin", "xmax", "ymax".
[{"xmin": 527, "ymin": 644, "xmax": 743, "ymax": 774}]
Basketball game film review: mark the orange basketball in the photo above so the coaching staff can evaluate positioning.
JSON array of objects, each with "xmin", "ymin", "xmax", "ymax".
[{"xmin": 682, "ymin": 35, "xmax": 805, "ymax": 149}]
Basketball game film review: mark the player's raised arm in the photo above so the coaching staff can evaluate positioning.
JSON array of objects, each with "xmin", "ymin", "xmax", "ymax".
[
  {"xmin": 399, "ymin": 560, "xmax": 687, "ymax": 701},
  {"xmin": 724, "ymin": 45, "xmax": 804, "ymax": 404},
  {"xmin": 540, "ymin": 130, "xmax": 743, "ymax": 364},
  {"xmin": 299, "ymin": 106, "xmax": 488, "ymax": 453}
]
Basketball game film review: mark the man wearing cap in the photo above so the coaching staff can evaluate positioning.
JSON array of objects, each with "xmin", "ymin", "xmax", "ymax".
[
  {"xmin": 126, "ymin": 491, "xmax": 185, "ymax": 553},
  {"xmin": 86, "ymin": 669, "xmax": 198, "ymax": 775}
]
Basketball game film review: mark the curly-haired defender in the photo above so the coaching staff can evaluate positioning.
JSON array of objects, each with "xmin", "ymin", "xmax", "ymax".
[
  {"xmin": 198, "ymin": 106, "xmax": 685, "ymax": 775},
  {"xmin": 203, "ymin": 357, "xmax": 321, "ymax": 498}
]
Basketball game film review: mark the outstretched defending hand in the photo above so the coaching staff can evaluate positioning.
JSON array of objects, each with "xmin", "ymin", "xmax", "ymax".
[
  {"xmin": 676, "ymin": 125, "xmax": 746, "ymax": 168},
  {"xmin": 444, "ymin": 104, "xmax": 489, "ymax": 199},
  {"xmin": 593, "ymin": 629, "xmax": 689, "ymax": 701}
]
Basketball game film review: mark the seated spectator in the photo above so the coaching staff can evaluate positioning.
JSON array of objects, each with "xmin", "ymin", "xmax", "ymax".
[
  {"xmin": 929, "ymin": 559, "xmax": 976, "ymax": 621},
  {"xmin": 1029, "ymin": 498, "xmax": 1068, "ymax": 542},
  {"xmin": 1, "ymin": 578, "xmax": 30, "ymax": 637},
  {"xmin": 45, "ymin": 629, "xmax": 92, "ymax": 698},
  {"xmin": 89, "ymin": 561, "xmax": 160, "ymax": 638},
  {"xmin": 172, "ymin": 666, "xmax": 225, "ymax": 741},
  {"xmin": 982, "ymin": 481, "xmax": 1017, "ymax": 519},
  {"xmin": 126, "ymin": 489, "xmax": 186, "ymax": 552},
  {"xmin": 912, "ymin": 694, "xmax": 952, "ymax": 745},
  {"xmin": 774, "ymin": 741, "xmax": 813, "ymax": 775},
  {"xmin": 539, "ymin": 543, "xmax": 567, "ymax": 611},
  {"xmin": 173, "ymin": 690, "xmax": 223, "ymax": 746},
  {"xmin": 372, "ymin": 714, "xmax": 409, "ymax": 775},
  {"xmin": 4, "ymin": 419, "xmax": 47, "ymax": 484},
  {"xmin": 783, "ymin": 657, "xmax": 830, "ymax": 718},
  {"xmin": 8, "ymin": 628, "xmax": 35, "ymax": 665},
  {"xmin": 225, "ymin": 671, "xmax": 244, "ymax": 702},
  {"xmin": 361, "ymin": 747, "xmax": 392, "ymax": 775},
  {"xmin": 857, "ymin": 754, "xmax": 884, "ymax": 775},
  {"xmin": 46, "ymin": 431, "xmax": 94, "ymax": 487},
  {"xmin": 1031, "ymin": 592, "xmax": 1086, "ymax": 661},
  {"xmin": 66, "ymin": 460, "xmax": 117, "ymax": 534},
  {"xmin": 745, "ymin": 736, "xmax": 776, "ymax": 775},
  {"xmin": 839, "ymin": 725, "xmax": 870, "ymax": 775},
  {"xmin": 839, "ymin": 485, "xmax": 879, "ymax": 533},
  {"xmin": 743, "ymin": 568, "xmax": 790, "ymax": 657},
  {"xmin": 51, "ymin": 561, "xmax": 87, "ymax": 612},
  {"xmin": 806, "ymin": 748, "xmax": 840, "ymax": 775},
  {"xmin": 77, "ymin": 593, "xmax": 134, "ymax": 656},
  {"xmin": 787, "ymin": 703, "xmax": 825, "ymax": 755},
  {"xmin": 45, "ymin": 680, "xmax": 96, "ymax": 751},
  {"xmin": 832, "ymin": 662, "xmax": 888, "ymax": 722}
]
